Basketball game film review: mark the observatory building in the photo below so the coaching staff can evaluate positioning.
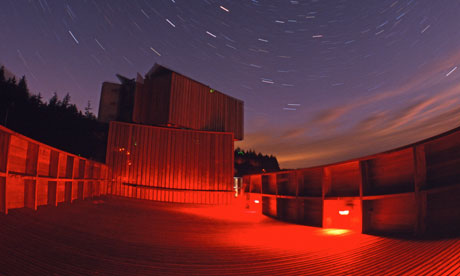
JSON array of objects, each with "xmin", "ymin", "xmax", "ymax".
[{"xmin": 98, "ymin": 64, "xmax": 244, "ymax": 204}]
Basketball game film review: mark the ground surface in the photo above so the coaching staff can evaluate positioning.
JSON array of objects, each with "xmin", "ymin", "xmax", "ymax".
[{"xmin": 0, "ymin": 197, "xmax": 459, "ymax": 275}]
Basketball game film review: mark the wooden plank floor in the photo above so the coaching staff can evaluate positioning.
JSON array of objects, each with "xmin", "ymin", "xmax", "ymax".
[{"xmin": 0, "ymin": 197, "xmax": 459, "ymax": 275}]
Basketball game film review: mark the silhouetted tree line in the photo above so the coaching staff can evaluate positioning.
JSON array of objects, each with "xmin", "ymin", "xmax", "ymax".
[
  {"xmin": 0, "ymin": 66, "xmax": 108, "ymax": 162},
  {"xmin": 234, "ymin": 147, "xmax": 280, "ymax": 177}
]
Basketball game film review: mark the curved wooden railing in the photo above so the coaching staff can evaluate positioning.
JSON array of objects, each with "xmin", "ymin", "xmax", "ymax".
[
  {"xmin": 243, "ymin": 125, "xmax": 460, "ymax": 236},
  {"xmin": 0, "ymin": 125, "xmax": 109, "ymax": 214}
]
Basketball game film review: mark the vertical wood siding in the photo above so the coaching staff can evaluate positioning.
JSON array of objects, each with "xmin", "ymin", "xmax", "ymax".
[
  {"xmin": 132, "ymin": 72, "xmax": 171, "ymax": 125},
  {"xmin": 131, "ymin": 70, "xmax": 243, "ymax": 140},
  {"xmin": 106, "ymin": 121, "xmax": 235, "ymax": 204},
  {"xmin": 169, "ymin": 72, "xmax": 243, "ymax": 140},
  {"xmin": 0, "ymin": 125, "xmax": 108, "ymax": 214}
]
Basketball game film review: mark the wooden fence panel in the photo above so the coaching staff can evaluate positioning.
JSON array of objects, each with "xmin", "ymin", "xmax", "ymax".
[{"xmin": 0, "ymin": 125, "xmax": 108, "ymax": 214}]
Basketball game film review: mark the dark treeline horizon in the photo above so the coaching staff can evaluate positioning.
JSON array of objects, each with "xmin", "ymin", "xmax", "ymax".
[
  {"xmin": 0, "ymin": 66, "xmax": 108, "ymax": 162},
  {"xmin": 234, "ymin": 147, "xmax": 280, "ymax": 177}
]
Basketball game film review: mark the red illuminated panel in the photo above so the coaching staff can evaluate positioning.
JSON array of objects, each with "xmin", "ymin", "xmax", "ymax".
[{"xmin": 323, "ymin": 199, "xmax": 362, "ymax": 232}]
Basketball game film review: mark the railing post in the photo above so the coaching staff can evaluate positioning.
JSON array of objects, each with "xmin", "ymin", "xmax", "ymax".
[
  {"xmin": 321, "ymin": 167, "xmax": 331, "ymax": 227},
  {"xmin": 413, "ymin": 145, "xmax": 427, "ymax": 236},
  {"xmin": 359, "ymin": 160, "xmax": 368, "ymax": 233},
  {"xmin": 24, "ymin": 142, "xmax": 39, "ymax": 210},
  {"xmin": 0, "ymin": 132, "xmax": 11, "ymax": 214}
]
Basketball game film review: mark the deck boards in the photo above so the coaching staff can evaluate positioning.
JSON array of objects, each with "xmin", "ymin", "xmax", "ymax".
[{"xmin": 0, "ymin": 197, "xmax": 459, "ymax": 275}]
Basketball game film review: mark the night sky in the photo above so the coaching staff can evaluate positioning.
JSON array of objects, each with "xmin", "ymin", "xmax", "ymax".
[{"xmin": 2, "ymin": 0, "xmax": 460, "ymax": 169}]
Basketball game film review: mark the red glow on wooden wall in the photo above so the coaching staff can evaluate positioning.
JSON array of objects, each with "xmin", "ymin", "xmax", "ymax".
[
  {"xmin": 323, "ymin": 199, "xmax": 362, "ymax": 232},
  {"xmin": 106, "ymin": 121, "xmax": 235, "ymax": 204}
]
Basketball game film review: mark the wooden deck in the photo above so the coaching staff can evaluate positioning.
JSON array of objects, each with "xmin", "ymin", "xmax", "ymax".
[{"xmin": 0, "ymin": 197, "xmax": 459, "ymax": 275}]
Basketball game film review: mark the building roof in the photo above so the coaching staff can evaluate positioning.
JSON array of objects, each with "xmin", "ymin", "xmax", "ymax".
[
  {"xmin": 145, "ymin": 63, "xmax": 173, "ymax": 78},
  {"xmin": 144, "ymin": 63, "xmax": 243, "ymax": 103}
]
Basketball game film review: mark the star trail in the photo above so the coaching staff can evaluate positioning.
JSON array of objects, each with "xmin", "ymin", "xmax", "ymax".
[{"xmin": 1, "ymin": 0, "xmax": 460, "ymax": 168}]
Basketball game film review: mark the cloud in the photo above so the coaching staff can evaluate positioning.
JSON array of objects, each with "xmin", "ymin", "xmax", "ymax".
[
  {"xmin": 311, "ymin": 106, "xmax": 350, "ymax": 125},
  {"xmin": 307, "ymin": 51, "xmax": 460, "ymax": 128},
  {"xmin": 239, "ymin": 50, "xmax": 460, "ymax": 169},
  {"xmin": 239, "ymin": 84, "xmax": 460, "ymax": 169}
]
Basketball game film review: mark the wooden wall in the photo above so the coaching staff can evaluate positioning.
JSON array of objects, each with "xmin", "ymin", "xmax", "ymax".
[
  {"xmin": 0, "ymin": 125, "xmax": 108, "ymax": 214},
  {"xmin": 97, "ymin": 82, "xmax": 121, "ymax": 123},
  {"xmin": 132, "ymin": 68, "xmax": 244, "ymax": 140},
  {"xmin": 245, "ymin": 125, "xmax": 460, "ymax": 237},
  {"xmin": 363, "ymin": 195, "xmax": 416, "ymax": 235},
  {"xmin": 169, "ymin": 72, "xmax": 244, "ymax": 140},
  {"xmin": 425, "ymin": 186, "xmax": 460, "ymax": 235},
  {"xmin": 424, "ymin": 131, "xmax": 460, "ymax": 189},
  {"xmin": 132, "ymin": 72, "xmax": 171, "ymax": 126},
  {"xmin": 106, "ymin": 121, "xmax": 235, "ymax": 204}
]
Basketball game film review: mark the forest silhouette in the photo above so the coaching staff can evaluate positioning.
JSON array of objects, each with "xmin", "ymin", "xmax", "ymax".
[{"xmin": 0, "ymin": 66, "xmax": 108, "ymax": 162}]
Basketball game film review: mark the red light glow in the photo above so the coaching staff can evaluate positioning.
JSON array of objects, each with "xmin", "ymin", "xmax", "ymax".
[
  {"xmin": 322, "ymin": 229, "xmax": 351, "ymax": 236},
  {"xmin": 324, "ymin": 199, "xmax": 362, "ymax": 231}
]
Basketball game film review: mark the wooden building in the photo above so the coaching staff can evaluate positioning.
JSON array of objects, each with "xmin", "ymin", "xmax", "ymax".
[
  {"xmin": 98, "ymin": 64, "xmax": 244, "ymax": 140},
  {"xmin": 98, "ymin": 82, "xmax": 121, "ymax": 123},
  {"xmin": 106, "ymin": 121, "xmax": 235, "ymax": 204},
  {"xmin": 98, "ymin": 64, "xmax": 243, "ymax": 204},
  {"xmin": 244, "ymin": 125, "xmax": 460, "ymax": 237},
  {"xmin": 97, "ymin": 75, "xmax": 137, "ymax": 123},
  {"xmin": 0, "ymin": 125, "xmax": 109, "ymax": 214},
  {"xmin": 132, "ymin": 64, "xmax": 244, "ymax": 140}
]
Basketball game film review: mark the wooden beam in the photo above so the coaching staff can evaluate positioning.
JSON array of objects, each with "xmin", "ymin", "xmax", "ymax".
[
  {"xmin": 295, "ymin": 170, "xmax": 300, "ymax": 198},
  {"xmin": 359, "ymin": 161, "xmax": 368, "ymax": 198},
  {"xmin": 413, "ymin": 145, "xmax": 427, "ymax": 236},
  {"xmin": 322, "ymin": 167, "xmax": 331, "ymax": 199},
  {"xmin": 359, "ymin": 160, "xmax": 368, "ymax": 233},
  {"xmin": 1, "ymin": 132, "xmax": 11, "ymax": 214},
  {"xmin": 24, "ymin": 142, "xmax": 39, "ymax": 210},
  {"xmin": 321, "ymin": 167, "xmax": 331, "ymax": 228}
]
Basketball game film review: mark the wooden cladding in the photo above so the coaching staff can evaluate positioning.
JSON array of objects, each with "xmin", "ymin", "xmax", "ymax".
[
  {"xmin": 246, "ymin": 125, "xmax": 460, "ymax": 236},
  {"xmin": 132, "ymin": 72, "xmax": 171, "ymax": 125},
  {"xmin": 425, "ymin": 131, "xmax": 460, "ymax": 188},
  {"xmin": 132, "ymin": 69, "xmax": 244, "ymax": 140},
  {"xmin": 327, "ymin": 162, "xmax": 361, "ymax": 197},
  {"xmin": 106, "ymin": 121, "xmax": 235, "ymax": 204},
  {"xmin": 298, "ymin": 168, "xmax": 322, "ymax": 197},
  {"xmin": 363, "ymin": 195, "xmax": 417, "ymax": 235},
  {"xmin": 364, "ymin": 149, "xmax": 415, "ymax": 195},
  {"xmin": 0, "ymin": 125, "xmax": 109, "ymax": 214},
  {"xmin": 169, "ymin": 72, "xmax": 243, "ymax": 140}
]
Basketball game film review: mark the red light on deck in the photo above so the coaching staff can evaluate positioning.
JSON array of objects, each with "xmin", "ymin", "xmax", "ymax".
[
  {"xmin": 323, "ymin": 229, "xmax": 350, "ymax": 235},
  {"xmin": 254, "ymin": 200, "xmax": 260, "ymax": 204},
  {"xmin": 339, "ymin": 210, "xmax": 349, "ymax": 215}
]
